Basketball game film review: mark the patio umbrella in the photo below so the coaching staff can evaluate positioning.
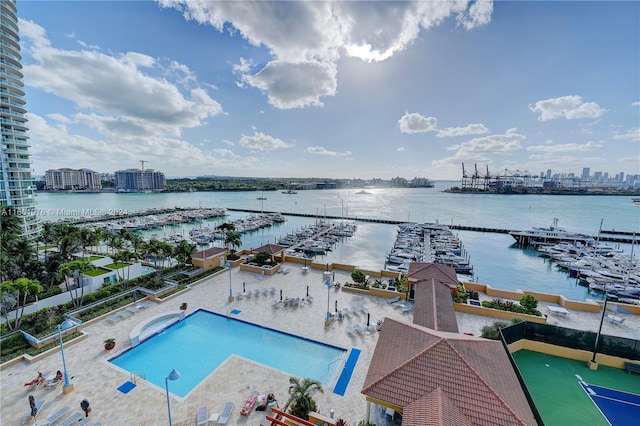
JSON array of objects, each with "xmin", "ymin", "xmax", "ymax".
[
  {"xmin": 367, "ymin": 313, "xmax": 370, "ymax": 327},
  {"xmin": 306, "ymin": 286, "xmax": 309, "ymax": 297},
  {"xmin": 335, "ymin": 300, "xmax": 338, "ymax": 313},
  {"xmin": 243, "ymin": 282, "xmax": 246, "ymax": 293},
  {"xmin": 280, "ymin": 289, "xmax": 283, "ymax": 301},
  {"xmin": 332, "ymin": 272, "xmax": 335, "ymax": 282},
  {"xmin": 29, "ymin": 395, "xmax": 36, "ymax": 417}
]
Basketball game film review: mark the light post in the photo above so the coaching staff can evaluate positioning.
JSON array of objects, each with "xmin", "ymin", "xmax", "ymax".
[
  {"xmin": 225, "ymin": 261, "xmax": 234, "ymax": 302},
  {"xmin": 325, "ymin": 279, "xmax": 332, "ymax": 326},
  {"xmin": 165, "ymin": 368, "xmax": 181, "ymax": 426},
  {"xmin": 588, "ymin": 288, "xmax": 609, "ymax": 370},
  {"xmin": 57, "ymin": 319, "xmax": 75, "ymax": 394}
]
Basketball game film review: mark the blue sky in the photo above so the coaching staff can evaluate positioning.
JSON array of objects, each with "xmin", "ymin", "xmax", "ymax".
[{"xmin": 17, "ymin": 0, "xmax": 640, "ymax": 180}]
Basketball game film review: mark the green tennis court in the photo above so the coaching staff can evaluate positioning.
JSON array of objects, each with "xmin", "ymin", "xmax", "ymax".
[{"xmin": 512, "ymin": 350, "xmax": 640, "ymax": 425}]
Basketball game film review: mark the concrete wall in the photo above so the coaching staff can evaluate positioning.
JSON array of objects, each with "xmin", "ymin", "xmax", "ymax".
[
  {"xmin": 508, "ymin": 339, "xmax": 633, "ymax": 369},
  {"xmin": 454, "ymin": 302, "xmax": 547, "ymax": 323}
]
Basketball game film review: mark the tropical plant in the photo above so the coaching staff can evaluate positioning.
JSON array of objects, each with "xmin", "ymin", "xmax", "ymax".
[
  {"xmin": 351, "ymin": 270, "xmax": 366, "ymax": 285},
  {"xmin": 225, "ymin": 232, "xmax": 242, "ymax": 257},
  {"xmin": 103, "ymin": 338, "xmax": 115, "ymax": 349},
  {"xmin": 480, "ymin": 320, "xmax": 510, "ymax": 340},
  {"xmin": 0, "ymin": 277, "xmax": 43, "ymax": 330},
  {"xmin": 57, "ymin": 259, "xmax": 97, "ymax": 307},
  {"xmin": 174, "ymin": 240, "xmax": 197, "ymax": 266},
  {"xmin": 335, "ymin": 419, "xmax": 348, "ymax": 426},
  {"xmin": 284, "ymin": 377, "xmax": 323, "ymax": 420}
]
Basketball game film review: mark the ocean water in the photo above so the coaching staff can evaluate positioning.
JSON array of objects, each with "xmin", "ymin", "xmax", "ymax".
[{"xmin": 34, "ymin": 182, "xmax": 639, "ymax": 301}]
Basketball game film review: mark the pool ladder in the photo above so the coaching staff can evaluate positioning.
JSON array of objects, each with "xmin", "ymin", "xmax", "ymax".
[{"xmin": 130, "ymin": 371, "xmax": 146, "ymax": 383}]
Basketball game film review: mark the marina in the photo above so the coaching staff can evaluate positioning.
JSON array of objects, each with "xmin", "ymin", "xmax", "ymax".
[{"xmin": 32, "ymin": 184, "xmax": 639, "ymax": 302}]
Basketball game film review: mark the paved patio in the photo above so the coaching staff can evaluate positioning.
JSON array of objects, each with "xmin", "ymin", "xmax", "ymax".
[{"xmin": 1, "ymin": 263, "xmax": 638, "ymax": 425}]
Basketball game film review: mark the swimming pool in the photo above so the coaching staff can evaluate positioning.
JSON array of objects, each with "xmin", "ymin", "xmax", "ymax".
[{"xmin": 110, "ymin": 309, "xmax": 347, "ymax": 397}]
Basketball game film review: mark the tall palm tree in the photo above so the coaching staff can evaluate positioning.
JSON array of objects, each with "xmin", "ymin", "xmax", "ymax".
[
  {"xmin": 217, "ymin": 222, "xmax": 236, "ymax": 247},
  {"xmin": 57, "ymin": 259, "xmax": 96, "ymax": 307},
  {"xmin": 284, "ymin": 377, "xmax": 323, "ymax": 420},
  {"xmin": 0, "ymin": 277, "xmax": 43, "ymax": 330},
  {"xmin": 225, "ymin": 232, "xmax": 242, "ymax": 258},
  {"xmin": 174, "ymin": 239, "xmax": 196, "ymax": 266}
]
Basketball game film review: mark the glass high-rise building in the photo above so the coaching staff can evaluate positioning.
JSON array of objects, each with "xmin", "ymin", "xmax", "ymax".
[{"xmin": 1, "ymin": 0, "xmax": 39, "ymax": 238}]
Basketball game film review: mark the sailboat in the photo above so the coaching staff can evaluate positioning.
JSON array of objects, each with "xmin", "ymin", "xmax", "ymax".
[{"xmin": 257, "ymin": 190, "xmax": 267, "ymax": 200}]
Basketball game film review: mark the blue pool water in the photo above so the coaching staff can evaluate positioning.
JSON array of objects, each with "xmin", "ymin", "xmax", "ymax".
[
  {"xmin": 110, "ymin": 310, "xmax": 346, "ymax": 397},
  {"xmin": 140, "ymin": 265, "xmax": 156, "ymax": 275}
]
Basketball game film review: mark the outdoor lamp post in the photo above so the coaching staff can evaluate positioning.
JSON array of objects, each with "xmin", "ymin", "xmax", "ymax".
[
  {"xmin": 57, "ymin": 319, "xmax": 75, "ymax": 394},
  {"xmin": 589, "ymin": 287, "xmax": 609, "ymax": 370},
  {"xmin": 225, "ymin": 261, "xmax": 234, "ymax": 302},
  {"xmin": 325, "ymin": 279, "xmax": 332, "ymax": 326},
  {"xmin": 165, "ymin": 368, "xmax": 181, "ymax": 426}
]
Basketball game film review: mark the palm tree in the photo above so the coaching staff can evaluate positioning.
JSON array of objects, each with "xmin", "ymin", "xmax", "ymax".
[
  {"xmin": 0, "ymin": 277, "xmax": 43, "ymax": 330},
  {"xmin": 217, "ymin": 222, "xmax": 236, "ymax": 247},
  {"xmin": 112, "ymin": 250, "xmax": 139, "ymax": 288},
  {"xmin": 57, "ymin": 259, "xmax": 96, "ymax": 307},
  {"xmin": 284, "ymin": 377, "xmax": 323, "ymax": 420},
  {"xmin": 225, "ymin": 232, "xmax": 242, "ymax": 258},
  {"xmin": 174, "ymin": 239, "xmax": 197, "ymax": 266}
]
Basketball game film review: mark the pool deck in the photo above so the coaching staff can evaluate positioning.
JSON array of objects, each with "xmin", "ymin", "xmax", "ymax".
[{"xmin": 2, "ymin": 263, "xmax": 639, "ymax": 425}]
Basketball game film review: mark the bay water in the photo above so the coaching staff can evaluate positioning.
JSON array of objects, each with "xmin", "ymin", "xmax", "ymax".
[{"xmin": 34, "ymin": 182, "xmax": 639, "ymax": 301}]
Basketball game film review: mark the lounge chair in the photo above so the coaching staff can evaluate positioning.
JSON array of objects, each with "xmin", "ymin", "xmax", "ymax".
[
  {"xmin": 262, "ymin": 287, "xmax": 269, "ymax": 295},
  {"xmin": 387, "ymin": 295, "xmax": 400, "ymax": 304},
  {"xmin": 240, "ymin": 394, "xmax": 258, "ymax": 416},
  {"xmin": 236, "ymin": 291, "xmax": 244, "ymax": 300},
  {"xmin": 105, "ymin": 315, "xmax": 121, "ymax": 325},
  {"xmin": 126, "ymin": 306, "xmax": 139, "ymax": 314},
  {"xmin": 342, "ymin": 307, "xmax": 352, "ymax": 317},
  {"xmin": 350, "ymin": 306, "xmax": 360, "ymax": 316},
  {"xmin": 116, "ymin": 311, "xmax": 131, "ymax": 320},
  {"xmin": 58, "ymin": 413, "xmax": 83, "ymax": 426},
  {"xmin": 35, "ymin": 406, "xmax": 70, "ymax": 426},
  {"xmin": 135, "ymin": 302, "xmax": 150, "ymax": 310},
  {"xmin": 25, "ymin": 371, "xmax": 51, "ymax": 390},
  {"xmin": 270, "ymin": 287, "xmax": 276, "ymax": 294},
  {"xmin": 196, "ymin": 406, "xmax": 208, "ymax": 426},
  {"xmin": 218, "ymin": 402, "xmax": 235, "ymax": 425},
  {"xmin": 345, "ymin": 325, "xmax": 355, "ymax": 336},
  {"xmin": 75, "ymin": 418, "xmax": 90, "ymax": 426},
  {"xmin": 401, "ymin": 304, "xmax": 414, "ymax": 313},
  {"xmin": 245, "ymin": 290, "xmax": 252, "ymax": 298},
  {"xmin": 353, "ymin": 324, "xmax": 364, "ymax": 334},
  {"xmin": 30, "ymin": 399, "xmax": 46, "ymax": 420},
  {"xmin": 358, "ymin": 305, "xmax": 368, "ymax": 314},
  {"xmin": 43, "ymin": 378, "xmax": 62, "ymax": 390},
  {"xmin": 254, "ymin": 289, "xmax": 261, "ymax": 297},
  {"xmin": 272, "ymin": 300, "xmax": 281, "ymax": 308}
]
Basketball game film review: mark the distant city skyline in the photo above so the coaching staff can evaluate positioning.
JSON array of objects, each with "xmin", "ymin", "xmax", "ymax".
[{"xmin": 18, "ymin": 1, "xmax": 640, "ymax": 180}]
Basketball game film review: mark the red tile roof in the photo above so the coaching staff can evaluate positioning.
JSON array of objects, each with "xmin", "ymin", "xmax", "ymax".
[
  {"xmin": 412, "ymin": 279, "xmax": 459, "ymax": 333},
  {"xmin": 362, "ymin": 319, "xmax": 536, "ymax": 425},
  {"xmin": 251, "ymin": 244, "xmax": 287, "ymax": 255},
  {"xmin": 407, "ymin": 262, "xmax": 458, "ymax": 285},
  {"xmin": 191, "ymin": 247, "xmax": 226, "ymax": 259}
]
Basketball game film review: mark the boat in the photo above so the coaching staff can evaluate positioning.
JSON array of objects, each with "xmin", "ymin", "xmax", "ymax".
[
  {"xmin": 356, "ymin": 190, "xmax": 371, "ymax": 194},
  {"xmin": 633, "ymin": 197, "xmax": 640, "ymax": 203},
  {"xmin": 282, "ymin": 189, "xmax": 298, "ymax": 194},
  {"xmin": 509, "ymin": 218, "xmax": 595, "ymax": 247}
]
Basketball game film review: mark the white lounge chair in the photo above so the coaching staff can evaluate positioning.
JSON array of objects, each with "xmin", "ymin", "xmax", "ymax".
[
  {"xmin": 270, "ymin": 287, "xmax": 276, "ymax": 294},
  {"xmin": 358, "ymin": 305, "xmax": 368, "ymax": 314},
  {"xmin": 353, "ymin": 324, "xmax": 364, "ymax": 334},
  {"xmin": 350, "ymin": 306, "xmax": 360, "ymax": 316},
  {"xmin": 345, "ymin": 325, "xmax": 355, "ymax": 336},
  {"xmin": 35, "ymin": 407, "xmax": 70, "ymax": 426},
  {"xmin": 218, "ymin": 402, "xmax": 235, "ymax": 425},
  {"xmin": 116, "ymin": 311, "xmax": 131, "ymax": 320},
  {"xmin": 262, "ymin": 287, "xmax": 269, "ymax": 295},
  {"xmin": 126, "ymin": 306, "xmax": 139, "ymax": 314},
  {"xmin": 135, "ymin": 302, "xmax": 150, "ymax": 310},
  {"xmin": 76, "ymin": 418, "xmax": 90, "ymax": 426},
  {"xmin": 254, "ymin": 289, "xmax": 261, "ymax": 297},
  {"xmin": 401, "ymin": 304, "xmax": 414, "ymax": 313},
  {"xmin": 196, "ymin": 406, "xmax": 208, "ymax": 426},
  {"xmin": 58, "ymin": 413, "xmax": 83, "ymax": 426},
  {"xmin": 387, "ymin": 295, "xmax": 400, "ymax": 304},
  {"xmin": 342, "ymin": 307, "xmax": 351, "ymax": 317},
  {"xmin": 106, "ymin": 315, "xmax": 121, "ymax": 324}
]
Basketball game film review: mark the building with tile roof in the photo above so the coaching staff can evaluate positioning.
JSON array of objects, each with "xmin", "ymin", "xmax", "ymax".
[{"xmin": 362, "ymin": 263, "xmax": 539, "ymax": 425}]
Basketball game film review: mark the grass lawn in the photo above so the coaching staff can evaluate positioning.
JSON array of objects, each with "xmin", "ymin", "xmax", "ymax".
[
  {"xmin": 88, "ymin": 255, "xmax": 104, "ymax": 261},
  {"xmin": 512, "ymin": 350, "xmax": 639, "ymax": 425},
  {"xmin": 84, "ymin": 267, "xmax": 112, "ymax": 277},
  {"xmin": 104, "ymin": 262, "xmax": 129, "ymax": 269}
]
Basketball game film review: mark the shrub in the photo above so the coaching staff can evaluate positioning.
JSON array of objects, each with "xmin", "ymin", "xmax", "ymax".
[
  {"xmin": 480, "ymin": 321, "xmax": 510, "ymax": 340},
  {"xmin": 351, "ymin": 270, "xmax": 366, "ymax": 284}
]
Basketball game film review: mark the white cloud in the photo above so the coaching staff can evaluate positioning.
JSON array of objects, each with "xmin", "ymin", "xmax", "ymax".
[
  {"xmin": 632, "ymin": 101, "xmax": 640, "ymax": 107},
  {"xmin": 241, "ymin": 60, "xmax": 337, "ymax": 109},
  {"xmin": 238, "ymin": 131, "xmax": 293, "ymax": 151},
  {"xmin": 306, "ymin": 146, "xmax": 352, "ymax": 156},
  {"xmin": 527, "ymin": 141, "xmax": 602, "ymax": 152},
  {"xmin": 20, "ymin": 19, "xmax": 223, "ymax": 139},
  {"xmin": 530, "ymin": 95, "xmax": 606, "ymax": 121},
  {"xmin": 612, "ymin": 128, "xmax": 640, "ymax": 142},
  {"xmin": 398, "ymin": 112, "xmax": 437, "ymax": 134},
  {"xmin": 437, "ymin": 123, "xmax": 490, "ymax": 137},
  {"xmin": 397, "ymin": 147, "xmax": 406, "ymax": 152},
  {"xmin": 158, "ymin": 0, "xmax": 493, "ymax": 107}
]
